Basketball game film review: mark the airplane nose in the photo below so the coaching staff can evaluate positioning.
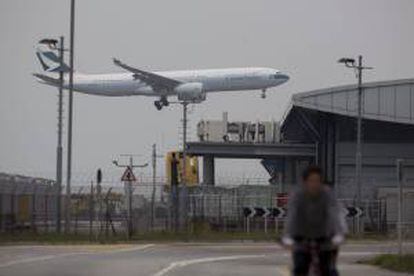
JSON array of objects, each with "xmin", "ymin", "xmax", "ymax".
[{"xmin": 279, "ymin": 73, "xmax": 289, "ymax": 83}]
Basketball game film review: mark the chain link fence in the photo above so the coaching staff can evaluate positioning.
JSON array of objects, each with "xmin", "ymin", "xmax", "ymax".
[{"xmin": 0, "ymin": 172, "xmax": 412, "ymax": 239}]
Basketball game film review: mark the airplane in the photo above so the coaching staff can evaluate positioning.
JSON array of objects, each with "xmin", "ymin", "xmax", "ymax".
[{"xmin": 34, "ymin": 47, "xmax": 289, "ymax": 110}]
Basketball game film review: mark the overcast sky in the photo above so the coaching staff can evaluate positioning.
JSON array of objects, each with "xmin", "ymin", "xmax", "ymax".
[{"xmin": 0, "ymin": 0, "xmax": 413, "ymax": 184}]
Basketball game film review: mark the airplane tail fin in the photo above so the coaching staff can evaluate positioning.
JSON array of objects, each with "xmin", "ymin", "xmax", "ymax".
[{"xmin": 35, "ymin": 45, "xmax": 70, "ymax": 73}]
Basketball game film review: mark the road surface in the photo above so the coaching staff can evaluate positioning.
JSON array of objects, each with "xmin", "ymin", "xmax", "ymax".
[{"xmin": 0, "ymin": 242, "xmax": 412, "ymax": 276}]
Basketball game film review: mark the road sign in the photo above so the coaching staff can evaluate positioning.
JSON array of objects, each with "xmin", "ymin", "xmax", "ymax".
[
  {"xmin": 243, "ymin": 207, "xmax": 286, "ymax": 219},
  {"xmin": 243, "ymin": 207, "xmax": 256, "ymax": 218},
  {"xmin": 271, "ymin": 207, "xmax": 286, "ymax": 219},
  {"xmin": 344, "ymin": 206, "xmax": 363, "ymax": 218},
  {"xmin": 121, "ymin": 166, "xmax": 136, "ymax": 182},
  {"xmin": 262, "ymin": 207, "xmax": 271, "ymax": 218},
  {"xmin": 254, "ymin": 207, "xmax": 266, "ymax": 218},
  {"xmin": 245, "ymin": 206, "xmax": 362, "ymax": 219}
]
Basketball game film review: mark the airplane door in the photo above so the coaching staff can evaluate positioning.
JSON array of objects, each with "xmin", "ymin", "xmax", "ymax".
[{"xmin": 224, "ymin": 75, "xmax": 232, "ymax": 90}]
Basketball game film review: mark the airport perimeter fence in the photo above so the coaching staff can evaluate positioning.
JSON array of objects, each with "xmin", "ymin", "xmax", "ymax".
[{"xmin": 2, "ymin": 178, "xmax": 413, "ymax": 239}]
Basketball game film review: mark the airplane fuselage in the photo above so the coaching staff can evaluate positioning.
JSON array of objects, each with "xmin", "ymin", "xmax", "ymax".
[{"xmin": 54, "ymin": 67, "xmax": 289, "ymax": 97}]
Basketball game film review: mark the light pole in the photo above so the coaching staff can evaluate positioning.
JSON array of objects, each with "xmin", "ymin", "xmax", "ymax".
[
  {"xmin": 38, "ymin": 37, "xmax": 67, "ymax": 233},
  {"xmin": 181, "ymin": 102, "xmax": 188, "ymax": 187},
  {"xmin": 338, "ymin": 56, "xmax": 373, "ymax": 204},
  {"xmin": 396, "ymin": 159, "xmax": 404, "ymax": 256},
  {"xmin": 151, "ymin": 144, "xmax": 163, "ymax": 228},
  {"xmin": 65, "ymin": 0, "xmax": 76, "ymax": 233},
  {"xmin": 180, "ymin": 102, "xmax": 190, "ymax": 231},
  {"xmin": 166, "ymin": 100, "xmax": 195, "ymax": 231}
]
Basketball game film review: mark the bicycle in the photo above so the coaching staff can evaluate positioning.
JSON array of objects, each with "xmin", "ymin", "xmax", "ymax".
[{"xmin": 283, "ymin": 236, "xmax": 340, "ymax": 276}]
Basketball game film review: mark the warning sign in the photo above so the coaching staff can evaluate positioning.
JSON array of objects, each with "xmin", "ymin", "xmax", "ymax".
[{"xmin": 121, "ymin": 166, "xmax": 136, "ymax": 182}]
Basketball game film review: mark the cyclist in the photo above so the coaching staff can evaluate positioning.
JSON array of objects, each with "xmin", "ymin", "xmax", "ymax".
[{"xmin": 282, "ymin": 165, "xmax": 347, "ymax": 276}]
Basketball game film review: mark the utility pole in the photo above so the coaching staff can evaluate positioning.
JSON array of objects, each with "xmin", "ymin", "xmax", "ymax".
[
  {"xmin": 113, "ymin": 155, "xmax": 148, "ymax": 238},
  {"xmin": 181, "ymin": 102, "xmax": 189, "ymax": 231},
  {"xmin": 151, "ymin": 144, "xmax": 163, "ymax": 228},
  {"xmin": 151, "ymin": 144, "xmax": 156, "ymax": 230},
  {"xmin": 96, "ymin": 169, "xmax": 103, "ymax": 237},
  {"xmin": 338, "ymin": 55, "xmax": 373, "ymax": 204},
  {"xmin": 182, "ymin": 102, "xmax": 188, "ymax": 186},
  {"xmin": 396, "ymin": 159, "xmax": 404, "ymax": 256},
  {"xmin": 65, "ymin": 0, "xmax": 76, "ymax": 233},
  {"xmin": 166, "ymin": 100, "xmax": 194, "ymax": 232},
  {"xmin": 152, "ymin": 145, "xmax": 160, "ymax": 201},
  {"xmin": 355, "ymin": 55, "xmax": 363, "ymax": 205},
  {"xmin": 38, "ymin": 36, "xmax": 68, "ymax": 233},
  {"xmin": 56, "ymin": 36, "xmax": 64, "ymax": 233}
]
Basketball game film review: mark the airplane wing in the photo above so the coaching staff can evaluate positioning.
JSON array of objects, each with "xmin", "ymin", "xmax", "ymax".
[{"xmin": 113, "ymin": 58, "xmax": 181, "ymax": 92}]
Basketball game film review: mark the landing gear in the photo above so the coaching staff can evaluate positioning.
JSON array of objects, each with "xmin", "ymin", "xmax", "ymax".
[
  {"xmin": 154, "ymin": 100, "xmax": 163, "ymax": 110},
  {"xmin": 161, "ymin": 96, "xmax": 169, "ymax": 107},
  {"xmin": 261, "ymin": 89, "xmax": 267, "ymax": 99},
  {"xmin": 154, "ymin": 96, "xmax": 170, "ymax": 110}
]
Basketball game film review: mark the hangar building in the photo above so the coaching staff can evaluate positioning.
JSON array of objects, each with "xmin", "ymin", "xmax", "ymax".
[{"xmin": 281, "ymin": 78, "xmax": 414, "ymax": 199}]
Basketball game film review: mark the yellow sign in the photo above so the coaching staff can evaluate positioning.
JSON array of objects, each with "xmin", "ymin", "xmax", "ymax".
[{"xmin": 165, "ymin": 151, "xmax": 199, "ymax": 186}]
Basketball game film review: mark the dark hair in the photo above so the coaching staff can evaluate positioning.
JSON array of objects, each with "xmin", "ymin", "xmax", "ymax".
[{"xmin": 302, "ymin": 165, "xmax": 322, "ymax": 181}]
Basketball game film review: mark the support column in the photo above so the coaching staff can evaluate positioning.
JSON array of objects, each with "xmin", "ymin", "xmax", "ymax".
[{"xmin": 203, "ymin": 155, "xmax": 215, "ymax": 186}]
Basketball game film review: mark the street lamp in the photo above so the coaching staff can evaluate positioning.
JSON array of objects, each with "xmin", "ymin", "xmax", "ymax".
[
  {"xmin": 65, "ymin": 0, "xmax": 76, "ymax": 233},
  {"xmin": 38, "ymin": 36, "xmax": 67, "ymax": 233},
  {"xmin": 338, "ymin": 55, "xmax": 373, "ymax": 204}
]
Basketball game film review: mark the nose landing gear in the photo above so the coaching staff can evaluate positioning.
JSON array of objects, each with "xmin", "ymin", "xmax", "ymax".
[{"xmin": 261, "ymin": 89, "xmax": 267, "ymax": 99}]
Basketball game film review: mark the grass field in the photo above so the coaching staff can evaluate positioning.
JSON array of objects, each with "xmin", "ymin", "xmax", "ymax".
[
  {"xmin": 0, "ymin": 231, "xmax": 281, "ymax": 245},
  {"xmin": 0, "ymin": 230, "xmax": 398, "ymax": 245},
  {"xmin": 360, "ymin": 254, "xmax": 414, "ymax": 273}
]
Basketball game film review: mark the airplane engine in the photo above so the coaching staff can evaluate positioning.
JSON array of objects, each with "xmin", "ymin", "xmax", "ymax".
[{"xmin": 175, "ymin": 82, "xmax": 206, "ymax": 103}]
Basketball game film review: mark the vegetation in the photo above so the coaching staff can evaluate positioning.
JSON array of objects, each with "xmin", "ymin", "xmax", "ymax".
[
  {"xmin": 360, "ymin": 254, "xmax": 414, "ymax": 273},
  {"xmin": 0, "ymin": 230, "xmax": 280, "ymax": 245}
]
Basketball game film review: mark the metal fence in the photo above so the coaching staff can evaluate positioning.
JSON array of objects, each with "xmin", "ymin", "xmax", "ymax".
[{"xmin": 2, "ymin": 175, "xmax": 411, "ymax": 239}]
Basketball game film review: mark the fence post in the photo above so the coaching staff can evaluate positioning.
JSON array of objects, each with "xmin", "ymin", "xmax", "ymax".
[
  {"xmin": 363, "ymin": 199, "xmax": 368, "ymax": 235},
  {"xmin": 31, "ymin": 185, "xmax": 37, "ymax": 233},
  {"xmin": 150, "ymin": 184, "xmax": 155, "ymax": 231},
  {"xmin": 10, "ymin": 185, "xmax": 16, "ymax": 233},
  {"xmin": 97, "ymin": 182, "xmax": 102, "ymax": 238},
  {"xmin": 275, "ymin": 218, "xmax": 279, "ymax": 235},
  {"xmin": 44, "ymin": 186, "xmax": 49, "ymax": 233},
  {"xmin": 0, "ymin": 193, "xmax": 3, "ymax": 231},
  {"xmin": 105, "ymin": 188, "xmax": 113, "ymax": 238},
  {"xmin": 218, "ymin": 195, "xmax": 222, "ymax": 231},
  {"xmin": 377, "ymin": 199, "xmax": 381, "ymax": 233},
  {"xmin": 89, "ymin": 181, "xmax": 94, "ymax": 240}
]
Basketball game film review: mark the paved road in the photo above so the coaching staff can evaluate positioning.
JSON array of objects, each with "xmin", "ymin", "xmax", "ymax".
[{"xmin": 0, "ymin": 242, "xmax": 412, "ymax": 276}]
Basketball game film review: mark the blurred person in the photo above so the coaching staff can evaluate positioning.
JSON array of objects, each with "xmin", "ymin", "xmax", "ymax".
[{"xmin": 282, "ymin": 166, "xmax": 347, "ymax": 276}]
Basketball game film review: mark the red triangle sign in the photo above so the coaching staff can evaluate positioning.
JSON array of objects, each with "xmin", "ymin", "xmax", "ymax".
[{"xmin": 121, "ymin": 166, "xmax": 136, "ymax": 182}]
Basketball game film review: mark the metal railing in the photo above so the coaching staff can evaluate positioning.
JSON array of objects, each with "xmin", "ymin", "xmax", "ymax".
[{"xmin": 1, "ymin": 178, "xmax": 406, "ymax": 238}]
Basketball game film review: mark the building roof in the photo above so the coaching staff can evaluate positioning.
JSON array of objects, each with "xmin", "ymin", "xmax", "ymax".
[{"xmin": 283, "ymin": 78, "xmax": 414, "ymax": 125}]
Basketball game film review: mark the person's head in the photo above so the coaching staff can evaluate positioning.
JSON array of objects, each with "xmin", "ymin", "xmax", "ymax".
[{"xmin": 302, "ymin": 165, "xmax": 323, "ymax": 194}]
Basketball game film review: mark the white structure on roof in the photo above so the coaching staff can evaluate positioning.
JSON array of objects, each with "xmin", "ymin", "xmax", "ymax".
[{"xmin": 197, "ymin": 112, "xmax": 280, "ymax": 144}]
